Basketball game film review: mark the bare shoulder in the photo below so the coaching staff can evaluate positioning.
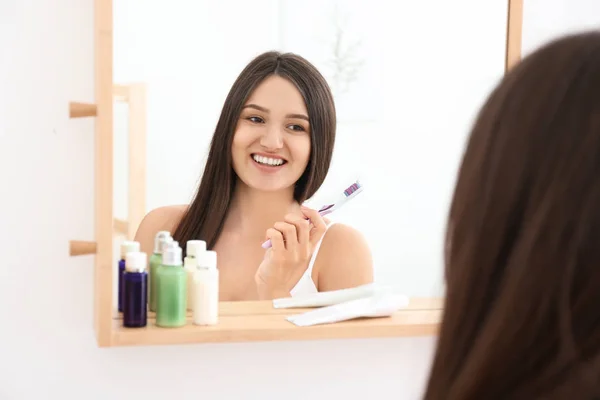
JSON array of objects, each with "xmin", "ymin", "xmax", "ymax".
[
  {"xmin": 133, "ymin": 205, "xmax": 188, "ymax": 255},
  {"xmin": 322, "ymin": 223, "xmax": 368, "ymax": 251},
  {"xmin": 314, "ymin": 223, "xmax": 374, "ymax": 292}
]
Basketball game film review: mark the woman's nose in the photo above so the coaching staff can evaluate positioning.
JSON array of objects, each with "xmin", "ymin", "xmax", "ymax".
[{"xmin": 259, "ymin": 126, "xmax": 284, "ymax": 149}]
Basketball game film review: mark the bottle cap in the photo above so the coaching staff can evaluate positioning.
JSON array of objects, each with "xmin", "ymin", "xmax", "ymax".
[
  {"xmin": 153, "ymin": 231, "xmax": 171, "ymax": 253},
  {"xmin": 125, "ymin": 251, "xmax": 147, "ymax": 273},
  {"xmin": 186, "ymin": 240, "xmax": 206, "ymax": 258},
  {"xmin": 120, "ymin": 240, "xmax": 140, "ymax": 259},
  {"xmin": 197, "ymin": 250, "xmax": 217, "ymax": 270},
  {"xmin": 184, "ymin": 240, "xmax": 206, "ymax": 269},
  {"xmin": 162, "ymin": 241, "xmax": 182, "ymax": 266},
  {"xmin": 159, "ymin": 236, "xmax": 174, "ymax": 254}
]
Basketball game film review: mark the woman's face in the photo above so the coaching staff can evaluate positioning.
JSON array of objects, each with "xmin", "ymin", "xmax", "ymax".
[{"xmin": 232, "ymin": 75, "xmax": 311, "ymax": 194}]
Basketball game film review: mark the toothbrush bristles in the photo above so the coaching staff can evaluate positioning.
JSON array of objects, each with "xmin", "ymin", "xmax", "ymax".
[{"xmin": 343, "ymin": 181, "xmax": 362, "ymax": 197}]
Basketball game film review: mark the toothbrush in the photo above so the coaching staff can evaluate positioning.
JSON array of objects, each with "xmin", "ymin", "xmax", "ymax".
[{"xmin": 261, "ymin": 180, "xmax": 364, "ymax": 249}]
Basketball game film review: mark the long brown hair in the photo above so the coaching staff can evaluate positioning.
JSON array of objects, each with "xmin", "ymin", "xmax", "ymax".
[
  {"xmin": 423, "ymin": 31, "xmax": 600, "ymax": 399},
  {"xmin": 173, "ymin": 51, "xmax": 336, "ymax": 250}
]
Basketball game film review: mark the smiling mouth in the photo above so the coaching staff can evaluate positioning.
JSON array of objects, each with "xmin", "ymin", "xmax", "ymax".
[{"xmin": 251, "ymin": 154, "xmax": 287, "ymax": 167}]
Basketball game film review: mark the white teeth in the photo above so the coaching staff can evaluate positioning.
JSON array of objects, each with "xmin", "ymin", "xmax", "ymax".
[{"xmin": 253, "ymin": 154, "xmax": 285, "ymax": 166}]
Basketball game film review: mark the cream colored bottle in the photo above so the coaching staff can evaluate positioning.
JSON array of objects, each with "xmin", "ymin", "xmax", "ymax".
[
  {"xmin": 192, "ymin": 250, "xmax": 219, "ymax": 326},
  {"xmin": 183, "ymin": 240, "xmax": 206, "ymax": 311}
]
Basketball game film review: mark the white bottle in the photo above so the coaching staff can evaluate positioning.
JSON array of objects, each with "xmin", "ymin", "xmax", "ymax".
[
  {"xmin": 183, "ymin": 240, "xmax": 206, "ymax": 311},
  {"xmin": 193, "ymin": 250, "xmax": 219, "ymax": 326}
]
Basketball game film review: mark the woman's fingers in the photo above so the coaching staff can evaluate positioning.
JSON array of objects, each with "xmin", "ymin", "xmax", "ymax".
[
  {"xmin": 266, "ymin": 228, "xmax": 285, "ymax": 252},
  {"xmin": 273, "ymin": 221, "xmax": 298, "ymax": 251},
  {"xmin": 267, "ymin": 209, "xmax": 324, "ymax": 255},
  {"xmin": 301, "ymin": 206, "xmax": 327, "ymax": 247},
  {"xmin": 284, "ymin": 213, "xmax": 310, "ymax": 247}
]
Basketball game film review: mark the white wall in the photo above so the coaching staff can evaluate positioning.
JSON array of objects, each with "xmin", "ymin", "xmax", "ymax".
[
  {"xmin": 2, "ymin": 1, "xmax": 598, "ymax": 399},
  {"xmin": 522, "ymin": 0, "xmax": 600, "ymax": 56}
]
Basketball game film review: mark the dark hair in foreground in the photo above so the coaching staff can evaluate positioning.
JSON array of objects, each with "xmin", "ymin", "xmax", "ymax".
[
  {"xmin": 423, "ymin": 31, "xmax": 600, "ymax": 399},
  {"xmin": 172, "ymin": 51, "xmax": 336, "ymax": 249}
]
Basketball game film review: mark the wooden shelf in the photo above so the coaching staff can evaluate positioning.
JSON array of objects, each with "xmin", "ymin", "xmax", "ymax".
[{"xmin": 110, "ymin": 298, "xmax": 443, "ymax": 347}]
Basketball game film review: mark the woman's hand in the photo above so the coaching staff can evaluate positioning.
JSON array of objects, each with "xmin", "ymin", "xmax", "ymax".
[{"xmin": 255, "ymin": 206, "xmax": 328, "ymax": 299}]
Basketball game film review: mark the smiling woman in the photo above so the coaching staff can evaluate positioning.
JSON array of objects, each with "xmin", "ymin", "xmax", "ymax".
[
  {"xmin": 133, "ymin": 51, "xmax": 374, "ymax": 302},
  {"xmin": 233, "ymin": 76, "xmax": 312, "ymax": 193}
]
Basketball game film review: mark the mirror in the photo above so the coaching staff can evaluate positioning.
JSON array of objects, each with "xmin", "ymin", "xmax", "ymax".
[{"xmin": 112, "ymin": 0, "xmax": 510, "ymax": 308}]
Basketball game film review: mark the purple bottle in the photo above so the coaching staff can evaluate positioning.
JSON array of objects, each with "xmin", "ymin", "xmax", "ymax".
[
  {"xmin": 118, "ymin": 241, "xmax": 140, "ymax": 312},
  {"xmin": 123, "ymin": 251, "xmax": 148, "ymax": 328}
]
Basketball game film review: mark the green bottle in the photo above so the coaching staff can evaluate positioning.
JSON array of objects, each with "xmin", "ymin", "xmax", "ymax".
[
  {"xmin": 156, "ymin": 241, "xmax": 187, "ymax": 328},
  {"xmin": 149, "ymin": 231, "xmax": 172, "ymax": 313}
]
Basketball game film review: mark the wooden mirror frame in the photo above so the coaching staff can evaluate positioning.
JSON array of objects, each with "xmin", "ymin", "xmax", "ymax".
[{"xmin": 68, "ymin": 0, "xmax": 523, "ymax": 348}]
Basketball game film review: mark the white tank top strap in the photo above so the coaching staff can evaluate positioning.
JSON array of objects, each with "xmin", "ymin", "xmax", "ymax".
[{"xmin": 289, "ymin": 221, "xmax": 336, "ymax": 297}]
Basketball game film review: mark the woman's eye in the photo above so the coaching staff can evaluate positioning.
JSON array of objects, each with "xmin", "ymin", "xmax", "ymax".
[
  {"xmin": 288, "ymin": 124, "xmax": 305, "ymax": 132},
  {"xmin": 248, "ymin": 116, "xmax": 264, "ymax": 123}
]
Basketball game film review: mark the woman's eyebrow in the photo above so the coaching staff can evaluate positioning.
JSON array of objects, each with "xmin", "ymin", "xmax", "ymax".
[{"xmin": 243, "ymin": 104, "xmax": 309, "ymax": 121}]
